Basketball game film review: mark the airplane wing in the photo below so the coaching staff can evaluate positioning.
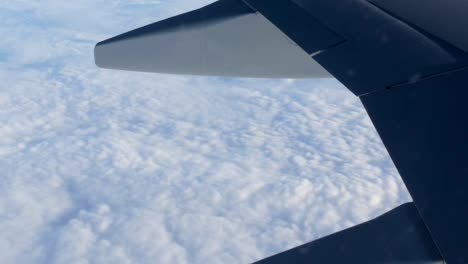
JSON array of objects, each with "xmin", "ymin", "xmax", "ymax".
[
  {"xmin": 95, "ymin": 0, "xmax": 468, "ymax": 263},
  {"xmin": 94, "ymin": 0, "xmax": 333, "ymax": 78},
  {"xmin": 254, "ymin": 203, "xmax": 443, "ymax": 264}
]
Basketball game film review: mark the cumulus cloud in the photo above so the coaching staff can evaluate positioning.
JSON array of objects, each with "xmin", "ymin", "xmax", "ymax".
[{"xmin": 0, "ymin": 1, "xmax": 411, "ymax": 263}]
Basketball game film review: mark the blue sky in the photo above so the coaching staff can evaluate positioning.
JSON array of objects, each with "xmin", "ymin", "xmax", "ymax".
[{"xmin": 0, "ymin": 1, "xmax": 411, "ymax": 263}]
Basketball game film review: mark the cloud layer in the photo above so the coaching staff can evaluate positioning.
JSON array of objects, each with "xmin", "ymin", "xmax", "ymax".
[{"xmin": 0, "ymin": 1, "xmax": 411, "ymax": 263}]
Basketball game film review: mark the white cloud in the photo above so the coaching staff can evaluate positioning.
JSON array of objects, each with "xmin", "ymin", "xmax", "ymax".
[{"xmin": 0, "ymin": 1, "xmax": 411, "ymax": 263}]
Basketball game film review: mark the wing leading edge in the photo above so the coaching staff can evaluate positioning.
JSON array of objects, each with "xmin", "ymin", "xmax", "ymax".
[{"xmin": 95, "ymin": 0, "xmax": 468, "ymax": 263}]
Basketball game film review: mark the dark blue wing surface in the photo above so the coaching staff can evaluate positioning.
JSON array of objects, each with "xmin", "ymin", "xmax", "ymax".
[
  {"xmin": 255, "ymin": 203, "xmax": 443, "ymax": 264},
  {"xmin": 246, "ymin": 0, "xmax": 468, "ymax": 262}
]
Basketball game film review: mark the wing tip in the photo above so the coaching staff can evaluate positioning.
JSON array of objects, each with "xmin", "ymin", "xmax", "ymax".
[{"xmin": 94, "ymin": 41, "xmax": 111, "ymax": 69}]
